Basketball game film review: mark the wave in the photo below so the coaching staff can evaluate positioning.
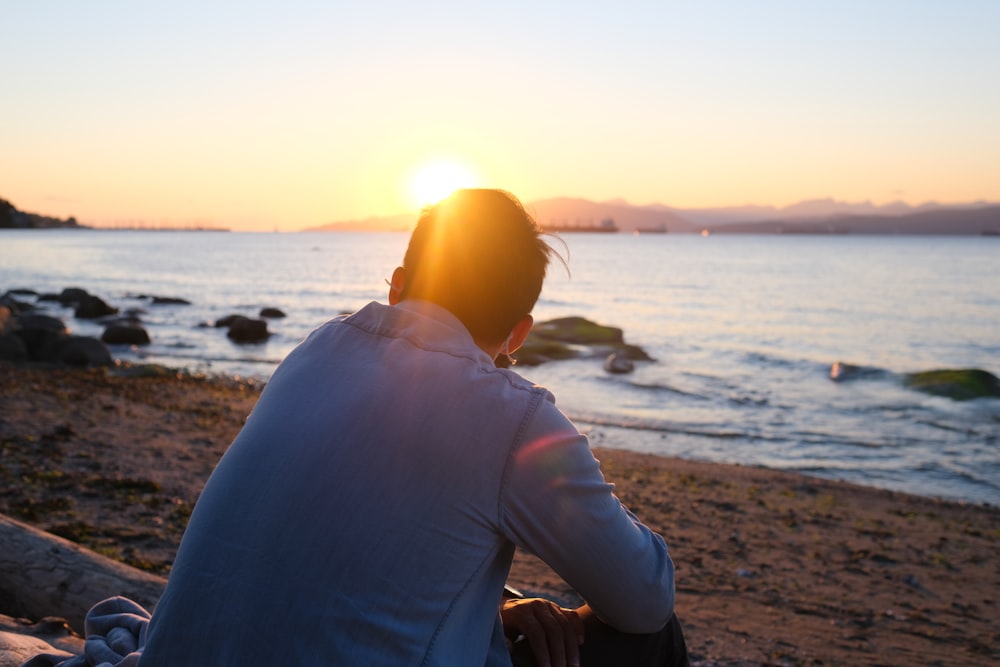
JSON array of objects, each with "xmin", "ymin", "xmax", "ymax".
[
  {"xmin": 129, "ymin": 348, "xmax": 284, "ymax": 367},
  {"xmin": 742, "ymin": 351, "xmax": 802, "ymax": 369},
  {"xmin": 569, "ymin": 409, "xmax": 943, "ymax": 458},
  {"xmin": 914, "ymin": 418, "xmax": 982, "ymax": 435},
  {"xmin": 569, "ymin": 412, "xmax": 751, "ymax": 440},
  {"xmin": 598, "ymin": 376, "xmax": 711, "ymax": 400},
  {"xmin": 912, "ymin": 460, "xmax": 1000, "ymax": 501}
]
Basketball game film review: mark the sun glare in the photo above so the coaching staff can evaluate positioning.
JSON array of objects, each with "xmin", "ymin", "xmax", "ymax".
[{"xmin": 409, "ymin": 161, "xmax": 477, "ymax": 209}]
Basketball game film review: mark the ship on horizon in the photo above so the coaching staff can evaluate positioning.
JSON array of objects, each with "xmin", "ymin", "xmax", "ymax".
[{"xmin": 543, "ymin": 217, "xmax": 619, "ymax": 233}]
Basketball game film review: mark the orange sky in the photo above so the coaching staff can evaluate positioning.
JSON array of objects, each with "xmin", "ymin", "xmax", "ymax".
[{"xmin": 2, "ymin": 2, "xmax": 998, "ymax": 231}]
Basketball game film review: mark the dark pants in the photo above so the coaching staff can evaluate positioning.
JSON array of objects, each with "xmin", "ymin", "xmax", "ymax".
[{"xmin": 509, "ymin": 612, "xmax": 689, "ymax": 667}]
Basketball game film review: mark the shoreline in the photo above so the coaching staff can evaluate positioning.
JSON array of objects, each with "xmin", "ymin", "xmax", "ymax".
[
  {"xmin": 1, "ymin": 362, "xmax": 998, "ymax": 665},
  {"xmin": 573, "ymin": 418, "xmax": 998, "ymax": 510}
]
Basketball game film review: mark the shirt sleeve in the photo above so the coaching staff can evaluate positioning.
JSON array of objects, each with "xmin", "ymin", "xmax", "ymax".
[{"xmin": 498, "ymin": 395, "xmax": 675, "ymax": 633}]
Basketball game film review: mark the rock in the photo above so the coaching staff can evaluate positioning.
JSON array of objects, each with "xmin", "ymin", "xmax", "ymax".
[
  {"xmin": 830, "ymin": 361, "xmax": 859, "ymax": 380},
  {"xmin": 150, "ymin": 296, "xmax": 191, "ymax": 305},
  {"xmin": 216, "ymin": 314, "xmax": 272, "ymax": 342},
  {"xmin": 0, "ymin": 306, "xmax": 12, "ymax": 335},
  {"xmin": 617, "ymin": 343, "xmax": 654, "ymax": 362},
  {"xmin": 55, "ymin": 336, "xmax": 114, "ymax": 367},
  {"xmin": 122, "ymin": 307, "xmax": 147, "ymax": 318},
  {"xmin": 74, "ymin": 295, "xmax": 117, "ymax": 319},
  {"xmin": 214, "ymin": 314, "xmax": 245, "ymax": 328},
  {"xmin": 56, "ymin": 287, "xmax": 90, "ymax": 306},
  {"xmin": 0, "ymin": 333, "xmax": 28, "ymax": 362},
  {"xmin": 0, "ymin": 293, "xmax": 32, "ymax": 314},
  {"xmin": 829, "ymin": 361, "xmax": 886, "ymax": 381},
  {"xmin": 603, "ymin": 352, "xmax": 635, "ymax": 374},
  {"xmin": 260, "ymin": 307, "xmax": 286, "ymax": 318},
  {"xmin": 4, "ymin": 309, "xmax": 120, "ymax": 366},
  {"xmin": 903, "ymin": 368, "xmax": 1000, "ymax": 400},
  {"xmin": 532, "ymin": 316, "xmax": 624, "ymax": 345},
  {"xmin": 509, "ymin": 334, "xmax": 580, "ymax": 366},
  {"xmin": 226, "ymin": 317, "xmax": 270, "ymax": 343},
  {"xmin": 12, "ymin": 313, "xmax": 66, "ymax": 334},
  {"xmin": 513, "ymin": 316, "xmax": 652, "ymax": 367},
  {"xmin": 101, "ymin": 323, "xmax": 151, "ymax": 345},
  {"xmin": 11, "ymin": 314, "xmax": 67, "ymax": 360},
  {"xmin": 108, "ymin": 363, "xmax": 179, "ymax": 379}
]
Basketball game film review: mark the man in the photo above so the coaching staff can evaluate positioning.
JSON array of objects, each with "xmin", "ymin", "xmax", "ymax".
[{"xmin": 140, "ymin": 189, "xmax": 687, "ymax": 666}]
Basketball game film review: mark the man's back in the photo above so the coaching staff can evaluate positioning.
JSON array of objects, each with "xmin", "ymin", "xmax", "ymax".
[{"xmin": 141, "ymin": 300, "xmax": 583, "ymax": 665}]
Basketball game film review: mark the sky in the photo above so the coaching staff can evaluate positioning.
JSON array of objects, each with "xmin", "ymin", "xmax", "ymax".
[{"xmin": 2, "ymin": 1, "xmax": 999, "ymax": 231}]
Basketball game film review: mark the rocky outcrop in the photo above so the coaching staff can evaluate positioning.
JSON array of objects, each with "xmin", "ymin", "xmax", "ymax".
[
  {"xmin": 35, "ymin": 288, "xmax": 117, "ymax": 319},
  {"xmin": 4, "ymin": 285, "xmax": 288, "ymax": 370},
  {"xmin": 532, "ymin": 317, "xmax": 626, "ymax": 345},
  {"xmin": 509, "ymin": 316, "xmax": 652, "ymax": 372},
  {"xmin": 0, "ymin": 197, "xmax": 85, "ymax": 229},
  {"xmin": 830, "ymin": 362, "xmax": 1000, "ymax": 401},
  {"xmin": 903, "ymin": 368, "xmax": 1000, "ymax": 400},
  {"xmin": 0, "ymin": 304, "xmax": 112, "ymax": 368}
]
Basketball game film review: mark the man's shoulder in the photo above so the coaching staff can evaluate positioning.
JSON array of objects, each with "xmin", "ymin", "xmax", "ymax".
[{"xmin": 487, "ymin": 366, "xmax": 556, "ymax": 403}]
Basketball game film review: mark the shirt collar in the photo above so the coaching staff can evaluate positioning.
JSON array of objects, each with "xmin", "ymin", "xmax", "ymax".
[
  {"xmin": 385, "ymin": 299, "xmax": 495, "ymax": 366},
  {"xmin": 393, "ymin": 299, "xmax": 469, "ymax": 338}
]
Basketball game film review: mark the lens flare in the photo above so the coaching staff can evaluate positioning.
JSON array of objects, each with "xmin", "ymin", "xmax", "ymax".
[{"xmin": 409, "ymin": 160, "xmax": 477, "ymax": 208}]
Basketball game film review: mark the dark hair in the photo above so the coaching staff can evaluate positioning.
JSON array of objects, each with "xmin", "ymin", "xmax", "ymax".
[{"xmin": 400, "ymin": 189, "xmax": 553, "ymax": 342}]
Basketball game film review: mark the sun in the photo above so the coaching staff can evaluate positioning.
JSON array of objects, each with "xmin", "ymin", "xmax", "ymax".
[{"xmin": 408, "ymin": 160, "xmax": 478, "ymax": 209}]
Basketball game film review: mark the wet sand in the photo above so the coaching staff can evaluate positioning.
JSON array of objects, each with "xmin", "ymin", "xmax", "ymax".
[{"xmin": 1, "ymin": 363, "xmax": 997, "ymax": 665}]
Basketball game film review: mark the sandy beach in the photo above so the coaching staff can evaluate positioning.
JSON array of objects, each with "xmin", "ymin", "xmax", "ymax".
[{"xmin": 1, "ymin": 362, "xmax": 997, "ymax": 666}]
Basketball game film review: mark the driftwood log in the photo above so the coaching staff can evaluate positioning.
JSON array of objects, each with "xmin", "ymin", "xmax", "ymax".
[
  {"xmin": 0, "ymin": 614, "xmax": 85, "ymax": 667},
  {"xmin": 0, "ymin": 513, "xmax": 166, "ymax": 633}
]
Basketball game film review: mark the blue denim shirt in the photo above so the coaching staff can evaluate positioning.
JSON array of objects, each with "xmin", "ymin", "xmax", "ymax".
[{"xmin": 140, "ymin": 300, "xmax": 674, "ymax": 666}]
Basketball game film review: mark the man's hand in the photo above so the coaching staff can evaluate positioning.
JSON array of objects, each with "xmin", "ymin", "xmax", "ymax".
[{"xmin": 500, "ymin": 597, "xmax": 585, "ymax": 667}]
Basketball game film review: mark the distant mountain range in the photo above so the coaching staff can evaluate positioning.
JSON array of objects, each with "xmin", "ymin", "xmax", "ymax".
[
  {"xmin": 697, "ymin": 204, "xmax": 1000, "ymax": 236},
  {"xmin": 4, "ymin": 193, "xmax": 998, "ymax": 235},
  {"xmin": 307, "ymin": 197, "xmax": 1000, "ymax": 235}
]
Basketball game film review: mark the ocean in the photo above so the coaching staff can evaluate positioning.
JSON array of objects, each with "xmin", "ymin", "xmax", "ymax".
[{"xmin": 3, "ymin": 229, "xmax": 998, "ymax": 506}]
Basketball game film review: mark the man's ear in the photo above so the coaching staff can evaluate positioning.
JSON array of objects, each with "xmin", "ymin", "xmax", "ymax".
[
  {"xmin": 506, "ymin": 315, "xmax": 534, "ymax": 353},
  {"xmin": 388, "ymin": 266, "xmax": 406, "ymax": 305}
]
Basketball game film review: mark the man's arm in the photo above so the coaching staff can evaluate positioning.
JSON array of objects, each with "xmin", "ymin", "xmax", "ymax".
[{"xmin": 499, "ymin": 401, "xmax": 675, "ymax": 634}]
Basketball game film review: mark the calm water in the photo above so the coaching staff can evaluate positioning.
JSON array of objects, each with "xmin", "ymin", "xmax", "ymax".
[{"xmin": 3, "ymin": 230, "xmax": 999, "ymax": 505}]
